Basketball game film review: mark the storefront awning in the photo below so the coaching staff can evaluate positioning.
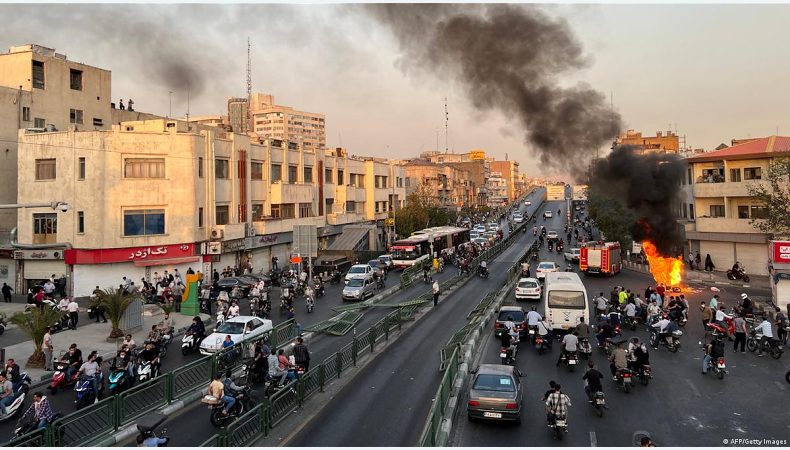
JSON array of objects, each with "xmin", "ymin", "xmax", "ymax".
[{"xmin": 133, "ymin": 256, "xmax": 201, "ymax": 267}]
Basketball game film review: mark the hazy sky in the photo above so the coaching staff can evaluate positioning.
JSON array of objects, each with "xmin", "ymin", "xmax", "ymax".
[{"xmin": 2, "ymin": 3, "xmax": 788, "ymax": 177}]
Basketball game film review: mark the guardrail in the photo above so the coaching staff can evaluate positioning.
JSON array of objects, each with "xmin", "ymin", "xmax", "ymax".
[
  {"xmin": 418, "ymin": 346, "xmax": 459, "ymax": 447},
  {"xmin": 6, "ymin": 319, "xmax": 299, "ymax": 447}
]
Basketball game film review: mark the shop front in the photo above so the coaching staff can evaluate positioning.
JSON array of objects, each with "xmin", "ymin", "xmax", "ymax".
[
  {"xmin": 16, "ymin": 249, "xmax": 68, "ymax": 293},
  {"xmin": 65, "ymin": 243, "xmax": 201, "ymax": 297},
  {"xmin": 245, "ymin": 232, "xmax": 293, "ymax": 273}
]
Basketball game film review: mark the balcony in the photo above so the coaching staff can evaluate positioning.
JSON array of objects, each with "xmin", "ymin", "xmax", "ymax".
[
  {"xmin": 694, "ymin": 217, "xmax": 763, "ymax": 234},
  {"xmin": 327, "ymin": 212, "xmax": 364, "ymax": 225},
  {"xmin": 252, "ymin": 216, "xmax": 325, "ymax": 235},
  {"xmin": 270, "ymin": 182, "xmax": 314, "ymax": 204},
  {"xmin": 693, "ymin": 180, "xmax": 769, "ymax": 198}
]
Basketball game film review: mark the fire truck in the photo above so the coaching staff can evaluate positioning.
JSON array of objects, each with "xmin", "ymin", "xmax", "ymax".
[{"xmin": 579, "ymin": 242, "xmax": 622, "ymax": 276}]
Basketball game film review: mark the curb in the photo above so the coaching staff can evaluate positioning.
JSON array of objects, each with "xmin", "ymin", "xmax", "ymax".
[{"xmin": 621, "ymin": 263, "xmax": 767, "ymax": 290}]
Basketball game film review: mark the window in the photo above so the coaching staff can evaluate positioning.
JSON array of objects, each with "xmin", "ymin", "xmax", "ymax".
[
  {"xmin": 689, "ymin": 204, "xmax": 694, "ymax": 220},
  {"xmin": 337, "ymin": 169, "xmax": 344, "ymax": 185},
  {"xmin": 271, "ymin": 204, "xmax": 295, "ymax": 219},
  {"xmin": 35, "ymin": 159, "xmax": 56, "ymax": 180},
  {"xmin": 303, "ymin": 167, "xmax": 313, "ymax": 183},
  {"xmin": 251, "ymin": 162, "xmax": 264, "ymax": 180},
  {"xmin": 69, "ymin": 108, "xmax": 83, "ymax": 125},
  {"xmin": 299, "ymin": 202, "xmax": 312, "ymax": 218},
  {"xmin": 198, "ymin": 157, "xmax": 204, "ymax": 178},
  {"xmin": 374, "ymin": 176, "xmax": 381, "ymax": 188},
  {"xmin": 124, "ymin": 158, "xmax": 165, "ymax": 178},
  {"xmin": 687, "ymin": 168, "xmax": 692, "ymax": 185},
  {"xmin": 78, "ymin": 157, "xmax": 85, "ymax": 180},
  {"xmin": 215, "ymin": 205, "xmax": 229, "ymax": 225},
  {"xmin": 252, "ymin": 203, "xmax": 264, "ymax": 220},
  {"xmin": 271, "ymin": 204, "xmax": 281, "ymax": 219},
  {"xmin": 215, "ymin": 159, "xmax": 229, "ymax": 179},
  {"xmin": 33, "ymin": 213, "xmax": 57, "ymax": 244},
  {"xmin": 737, "ymin": 206, "xmax": 749, "ymax": 219},
  {"xmin": 356, "ymin": 174, "xmax": 365, "ymax": 188},
  {"xmin": 729, "ymin": 168, "xmax": 741, "ymax": 182},
  {"xmin": 32, "ymin": 60, "xmax": 44, "ymax": 89},
  {"xmin": 710, "ymin": 205, "xmax": 725, "ymax": 218},
  {"xmin": 198, "ymin": 207, "xmax": 204, "ymax": 228},
  {"xmin": 744, "ymin": 167, "xmax": 762, "ymax": 180},
  {"xmin": 22, "ymin": 107, "xmax": 30, "ymax": 122},
  {"xmin": 324, "ymin": 169, "xmax": 333, "ymax": 183},
  {"xmin": 346, "ymin": 201, "xmax": 354, "ymax": 213},
  {"xmin": 750, "ymin": 206, "xmax": 769, "ymax": 219},
  {"xmin": 271, "ymin": 164, "xmax": 282, "ymax": 182},
  {"xmin": 123, "ymin": 209, "xmax": 165, "ymax": 236},
  {"xmin": 288, "ymin": 165, "xmax": 298, "ymax": 184},
  {"xmin": 548, "ymin": 290, "xmax": 586, "ymax": 309},
  {"xmin": 349, "ymin": 174, "xmax": 356, "ymax": 186},
  {"xmin": 34, "ymin": 118, "xmax": 45, "ymax": 129},
  {"xmin": 77, "ymin": 211, "xmax": 84, "ymax": 233},
  {"xmin": 325, "ymin": 198, "xmax": 334, "ymax": 214},
  {"xmin": 69, "ymin": 69, "xmax": 82, "ymax": 91},
  {"xmin": 93, "ymin": 118, "xmax": 103, "ymax": 127}
]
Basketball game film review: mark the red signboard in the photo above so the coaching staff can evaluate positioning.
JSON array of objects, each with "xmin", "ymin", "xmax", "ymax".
[
  {"xmin": 65, "ymin": 243, "xmax": 195, "ymax": 265},
  {"xmin": 771, "ymin": 241, "xmax": 790, "ymax": 264}
]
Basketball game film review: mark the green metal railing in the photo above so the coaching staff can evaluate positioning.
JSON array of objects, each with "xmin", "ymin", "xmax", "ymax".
[{"xmin": 418, "ymin": 346, "xmax": 459, "ymax": 446}]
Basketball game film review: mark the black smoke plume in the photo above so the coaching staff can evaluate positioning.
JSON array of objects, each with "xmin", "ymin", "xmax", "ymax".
[
  {"xmin": 589, "ymin": 146, "xmax": 686, "ymax": 256},
  {"xmin": 365, "ymin": 4, "xmax": 622, "ymax": 177}
]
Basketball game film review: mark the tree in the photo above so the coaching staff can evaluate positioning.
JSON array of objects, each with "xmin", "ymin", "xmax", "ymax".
[
  {"xmin": 587, "ymin": 187, "xmax": 637, "ymax": 249},
  {"xmin": 9, "ymin": 307, "xmax": 62, "ymax": 368},
  {"xmin": 97, "ymin": 288, "xmax": 140, "ymax": 339},
  {"xmin": 747, "ymin": 157, "xmax": 790, "ymax": 238}
]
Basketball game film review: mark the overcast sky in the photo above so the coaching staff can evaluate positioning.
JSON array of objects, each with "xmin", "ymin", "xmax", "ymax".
[{"xmin": 2, "ymin": 3, "xmax": 788, "ymax": 178}]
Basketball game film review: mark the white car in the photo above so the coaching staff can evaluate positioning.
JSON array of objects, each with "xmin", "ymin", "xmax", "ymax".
[
  {"xmin": 524, "ymin": 201, "xmax": 532, "ymax": 207},
  {"xmin": 547, "ymin": 230, "xmax": 559, "ymax": 240},
  {"xmin": 471, "ymin": 237, "xmax": 489, "ymax": 247},
  {"xmin": 535, "ymin": 261, "xmax": 559, "ymax": 280},
  {"xmin": 199, "ymin": 316, "xmax": 273, "ymax": 355},
  {"xmin": 513, "ymin": 214, "xmax": 524, "ymax": 223},
  {"xmin": 543, "ymin": 210, "xmax": 553, "ymax": 219},
  {"xmin": 345, "ymin": 264, "xmax": 374, "ymax": 284},
  {"xmin": 515, "ymin": 277, "xmax": 541, "ymax": 300},
  {"xmin": 473, "ymin": 225, "xmax": 486, "ymax": 233},
  {"xmin": 487, "ymin": 222, "xmax": 499, "ymax": 231},
  {"xmin": 564, "ymin": 248, "xmax": 581, "ymax": 262}
]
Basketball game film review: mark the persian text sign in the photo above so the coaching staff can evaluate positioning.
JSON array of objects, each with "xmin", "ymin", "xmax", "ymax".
[
  {"xmin": 771, "ymin": 241, "xmax": 790, "ymax": 264},
  {"xmin": 65, "ymin": 243, "xmax": 194, "ymax": 265}
]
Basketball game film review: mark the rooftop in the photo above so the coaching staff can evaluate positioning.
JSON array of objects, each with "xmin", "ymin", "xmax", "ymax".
[{"xmin": 687, "ymin": 135, "xmax": 790, "ymax": 162}]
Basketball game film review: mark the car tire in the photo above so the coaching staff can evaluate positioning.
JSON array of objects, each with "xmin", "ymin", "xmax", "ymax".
[{"xmin": 467, "ymin": 414, "xmax": 475, "ymax": 422}]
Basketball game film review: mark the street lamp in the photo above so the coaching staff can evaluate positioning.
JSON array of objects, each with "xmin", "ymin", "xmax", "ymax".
[{"xmin": 0, "ymin": 201, "xmax": 70, "ymax": 212}]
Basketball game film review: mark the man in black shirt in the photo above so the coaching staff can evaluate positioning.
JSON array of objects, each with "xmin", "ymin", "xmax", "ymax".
[
  {"xmin": 582, "ymin": 360, "xmax": 604, "ymax": 398},
  {"xmin": 292, "ymin": 337, "xmax": 311, "ymax": 372},
  {"xmin": 138, "ymin": 342, "xmax": 161, "ymax": 374},
  {"xmin": 65, "ymin": 344, "xmax": 83, "ymax": 382}
]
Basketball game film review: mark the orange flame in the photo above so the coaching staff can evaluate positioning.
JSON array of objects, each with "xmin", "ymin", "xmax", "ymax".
[{"xmin": 642, "ymin": 241, "xmax": 684, "ymax": 286}]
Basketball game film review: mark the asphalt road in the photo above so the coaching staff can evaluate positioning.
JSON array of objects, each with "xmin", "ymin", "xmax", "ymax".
[
  {"xmin": 452, "ymin": 214, "xmax": 788, "ymax": 447},
  {"xmin": 286, "ymin": 193, "xmax": 555, "ymax": 446}
]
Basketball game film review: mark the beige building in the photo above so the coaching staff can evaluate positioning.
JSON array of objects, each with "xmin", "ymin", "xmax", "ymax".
[
  {"xmin": 401, "ymin": 159, "xmax": 474, "ymax": 208},
  {"xmin": 678, "ymin": 135, "xmax": 790, "ymax": 275},
  {"xmin": 615, "ymin": 129, "xmax": 680, "ymax": 154},
  {"xmin": 490, "ymin": 160, "xmax": 520, "ymax": 201},
  {"xmin": 227, "ymin": 97, "xmax": 249, "ymax": 133},
  {"xmin": 487, "ymin": 171, "xmax": 508, "ymax": 207},
  {"xmin": 250, "ymin": 93, "xmax": 325, "ymax": 151}
]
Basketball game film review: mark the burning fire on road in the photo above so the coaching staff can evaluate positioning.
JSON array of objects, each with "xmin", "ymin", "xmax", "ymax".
[{"xmin": 642, "ymin": 241, "xmax": 685, "ymax": 287}]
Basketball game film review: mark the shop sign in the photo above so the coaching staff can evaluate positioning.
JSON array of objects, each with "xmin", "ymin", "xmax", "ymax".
[
  {"xmin": 771, "ymin": 241, "xmax": 790, "ymax": 264},
  {"xmin": 222, "ymin": 239, "xmax": 247, "ymax": 253},
  {"xmin": 245, "ymin": 232, "xmax": 293, "ymax": 249},
  {"xmin": 14, "ymin": 250, "xmax": 65, "ymax": 260},
  {"xmin": 65, "ymin": 243, "xmax": 195, "ymax": 265}
]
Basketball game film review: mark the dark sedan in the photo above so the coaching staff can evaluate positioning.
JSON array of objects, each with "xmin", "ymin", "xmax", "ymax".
[
  {"xmin": 238, "ymin": 274, "xmax": 273, "ymax": 292},
  {"xmin": 215, "ymin": 277, "xmax": 255, "ymax": 296},
  {"xmin": 467, "ymin": 364, "xmax": 525, "ymax": 424}
]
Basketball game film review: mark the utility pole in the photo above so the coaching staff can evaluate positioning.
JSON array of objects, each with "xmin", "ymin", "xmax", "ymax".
[
  {"xmin": 168, "ymin": 91, "xmax": 173, "ymax": 118},
  {"xmin": 247, "ymin": 37, "xmax": 252, "ymax": 134},
  {"xmin": 186, "ymin": 84, "xmax": 190, "ymax": 122},
  {"xmin": 444, "ymin": 97, "xmax": 449, "ymax": 153}
]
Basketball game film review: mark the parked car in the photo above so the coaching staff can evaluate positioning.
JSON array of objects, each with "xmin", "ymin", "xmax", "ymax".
[
  {"xmin": 199, "ymin": 316, "xmax": 273, "ymax": 355},
  {"xmin": 515, "ymin": 277, "xmax": 541, "ymax": 300},
  {"xmin": 378, "ymin": 254, "xmax": 394, "ymax": 271},
  {"xmin": 345, "ymin": 264, "xmax": 375, "ymax": 283},
  {"xmin": 494, "ymin": 305, "xmax": 527, "ymax": 338},
  {"xmin": 543, "ymin": 210, "xmax": 553, "ymax": 219},
  {"xmin": 342, "ymin": 277, "xmax": 378, "ymax": 301},
  {"xmin": 467, "ymin": 364, "xmax": 525, "ymax": 424},
  {"xmin": 535, "ymin": 261, "xmax": 559, "ymax": 281},
  {"xmin": 564, "ymin": 248, "xmax": 581, "ymax": 262}
]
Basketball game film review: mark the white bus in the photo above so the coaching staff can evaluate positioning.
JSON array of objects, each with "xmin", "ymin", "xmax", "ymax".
[{"xmin": 543, "ymin": 272, "xmax": 589, "ymax": 332}]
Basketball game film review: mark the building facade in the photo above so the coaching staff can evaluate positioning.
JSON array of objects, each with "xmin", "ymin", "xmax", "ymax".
[
  {"xmin": 249, "ymin": 93, "xmax": 325, "ymax": 151},
  {"xmin": 615, "ymin": 129, "xmax": 679, "ymax": 154},
  {"xmin": 678, "ymin": 136, "xmax": 790, "ymax": 276},
  {"xmin": 401, "ymin": 159, "xmax": 474, "ymax": 208},
  {"xmin": 490, "ymin": 160, "xmax": 520, "ymax": 201}
]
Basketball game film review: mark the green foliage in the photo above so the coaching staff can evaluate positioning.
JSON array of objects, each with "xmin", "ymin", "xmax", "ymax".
[
  {"xmin": 394, "ymin": 180, "xmax": 454, "ymax": 237},
  {"xmin": 747, "ymin": 157, "xmax": 790, "ymax": 237},
  {"xmin": 587, "ymin": 187, "xmax": 637, "ymax": 248},
  {"xmin": 97, "ymin": 288, "xmax": 141, "ymax": 338},
  {"xmin": 9, "ymin": 307, "xmax": 62, "ymax": 367}
]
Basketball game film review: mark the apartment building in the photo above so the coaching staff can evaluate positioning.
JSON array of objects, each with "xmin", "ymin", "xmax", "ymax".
[
  {"xmin": 423, "ymin": 149, "xmax": 490, "ymax": 206},
  {"xmin": 490, "ymin": 160, "xmax": 520, "ymax": 201},
  {"xmin": 401, "ymin": 159, "xmax": 474, "ymax": 208},
  {"xmin": 678, "ymin": 135, "xmax": 790, "ymax": 275},
  {"xmin": 487, "ymin": 171, "xmax": 508, "ymax": 207},
  {"xmin": 249, "ymin": 93, "xmax": 325, "ymax": 151},
  {"xmin": 614, "ymin": 129, "xmax": 680, "ymax": 154}
]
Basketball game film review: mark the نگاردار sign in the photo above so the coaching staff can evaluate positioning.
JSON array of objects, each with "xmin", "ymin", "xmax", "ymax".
[{"xmin": 65, "ymin": 243, "xmax": 194, "ymax": 265}]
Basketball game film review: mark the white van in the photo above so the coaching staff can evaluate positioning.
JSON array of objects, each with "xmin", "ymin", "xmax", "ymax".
[{"xmin": 543, "ymin": 272, "xmax": 589, "ymax": 332}]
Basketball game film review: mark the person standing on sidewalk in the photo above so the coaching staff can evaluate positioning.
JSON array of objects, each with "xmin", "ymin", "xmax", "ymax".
[
  {"xmin": 67, "ymin": 297, "xmax": 79, "ymax": 330},
  {"xmin": 432, "ymin": 280, "xmax": 440, "ymax": 307},
  {"xmin": 2, "ymin": 283, "xmax": 12, "ymax": 303},
  {"xmin": 43, "ymin": 327, "xmax": 54, "ymax": 371}
]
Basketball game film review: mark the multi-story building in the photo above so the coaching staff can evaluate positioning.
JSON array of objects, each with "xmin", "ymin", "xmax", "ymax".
[
  {"xmin": 490, "ymin": 160, "xmax": 520, "ymax": 201},
  {"xmin": 0, "ymin": 44, "xmax": 113, "ymax": 240},
  {"xmin": 487, "ymin": 171, "xmax": 508, "ymax": 207},
  {"xmin": 249, "ymin": 93, "xmax": 325, "ymax": 151},
  {"xmin": 424, "ymin": 149, "xmax": 489, "ymax": 206},
  {"xmin": 677, "ymin": 135, "xmax": 790, "ymax": 275},
  {"xmin": 615, "ymin": 129, "xmax": 679, "ymax": 154},
  {"xmin": 16, "ymin": 121, "xmax": 405, "ymax": 295},
  {"xmin": 401, "ymin": 159, "xmax": 474, "ymax": 208}
]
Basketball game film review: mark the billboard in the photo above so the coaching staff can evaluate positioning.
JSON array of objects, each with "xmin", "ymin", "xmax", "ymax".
[
  {"xmin": 469, "ymin": 150, "xmax": 486, "ymax": 161},
  {"xmin": 771, "ymin": 241, "xmax": 790, "ymax": 264}
]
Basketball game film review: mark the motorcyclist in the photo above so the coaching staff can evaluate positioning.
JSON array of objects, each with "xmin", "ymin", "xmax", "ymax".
[
  {"xmin": 77, "ymin": 351, "xmax": 101, "ymax": 402},
  {"xmin": 251, "ymin": 341, "xmax": 270, "ymax": 380},
  {"xmin": 423, "ymin": 265, "xmax": 432, "ymax": 282},
  {"xmin": 628, "ymin": 337, "xmax": 650, "ymax": 373},
  {"xmin": 187, "ymin": 316, "xmax": 206, "ymax": 344},
  {"xmin": 651, "ymin": 314, "xmax": 674, "ymax": 348},
  {"xmin": 267, "ymin": 351, "xmax": 288, "ymax": 386},
  {"xmin": 157, "ymin": 314, "xmax": 174, "ymax": 341},
  {"xmin": 138, "ymin": 341, "xmax": 161, "ymax": 374},
  {"xmin": 575, "ymin": 317, "xmax": 591, "ymax": 341},
  {"xmin": 146, "ymin": 325, "xmax": 162, "ymax": 347},
  {"xmin": 544, "ymin": 383, "xmax": 571, "ymax": 427},
  {"xmin": 702, "ymin": 334, "xmax": 725, "ymax": 373},
  {"xmin": 753, "ymin": 317, "xmax": 775, "ymax": 357},
  {"xmin": 595, "ymin": 318, "xmax": 615, "ymax": 347},
  {"xmin": 582, "ymin": 360, "xmax": 604, "ymax": 399},
  {"xmin": 478, "ymin": 260, "xmax": 488, "ymax": 277},
  {"xmin": 738, "ymin": 293, "xmax": 754, "ymax": 317},
  {"xmin": 503, "ymin": 315, "xmax": 520, "ymax": 345},
  {"xmin": 500, "ymin": 329, "xmax": 515, "ymax": 360},
  {"xmin": 556, "ymin": 331, "xmax": 579, "ymax": 366},
  {"xmin": 207, "ymin": 373, "xmax": 233, "ymax": 416},
  {"xmin": 595, "ymin": 292, "xmax": 609, "ymax": 315},
  {"xmin": 64, "ymin": 344, "xmax": 83, "ymax": 383},
  {"xmin": 114, "ymin": 346, "xmax": 133, "ymax": 379},
  {"xmin": 667, "ymin": 297, "xmax": 684, "ymax": 322},
  {"xmin": 221, "ymin": 369, "xmax": 245, "ymax": 414},
  {"xmin": 536, "ymin": 318, "xmax": 554, "ymax": 348},
  {"xmin": 609, "ymin": 340, "xmax": 628, "ymax": 381},
  {"xmin": 18, "ymin": 392, "xmax": 55, "ymax": 430},
  {"xmin": 526, "ymin": 307, "xmax": 542, "ymax": 342},
  {"xmin": 714, "ymin": 306, "xmax": 733, "ymax": 337}
]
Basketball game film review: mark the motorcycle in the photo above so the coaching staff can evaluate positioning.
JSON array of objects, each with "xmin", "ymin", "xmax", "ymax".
[
  {"xmin": 586, "ymin": 389, "xmax": 606, "ymax": 417},
  {"xmin": 547, "ymin": 241, "xmax": 553, "ymax": 252},
  {"xmin": 548, "ymin": 414, "xmax": 568, "ymax": 440},
  {"xmin": 182, "ymin": 332, "xmax": 202, "ymax": 356},
  {"xmin": 614, "ymin": 367, "xmax": 634, "ymax": 393},
  {"xmin": 158, "ymin": 328, "xmax": 174, "ymax": 358},
  {"xmin": 746, "ymin": 330, "xmax": 784, "ymax": 359},
  {"xmin": 726, "ymin": 267, "xmax": 750, "ymax": 283},
  {"xmin": 423, "ymin": 271, "xmax": 433, "ymax": 284},
  {"xmin": 703, "ymin": 351, "xmax": 727, "ymax": 380},
  {"xmin": 578, "ymin": 338, "xmax": 593, "ymax": 359},
  {"xmin": 49, "ymin": 358, "xmax": 79, "ymax": 394},
  {"xmin": 206, "ymin": 386, "xmax": 256, "ymax": 427},
  {"xmin": 107, "ymin": 364, "xmax": 131, "ymax": 396},
  {"xmin": 306, "ymin": 295, "xmax": 315, "ymax": 313},
  {"xmin": 535, "ymin": 334, "xmax": 551, "ymax": 355},
  {"xmin": 329, "ymin": 270, "xmax": 342, "ymax": 285},
  {"xmin": 74, "ymin": 373, "xmax": 103, "ymax": 410},
  {"xmin": 135, "ymin": 413, "xmax": 170, "ymax": 447},
  {"xmin": 478, "ymin": 266, "xmax": 489, "ymax": 279},
  {"xmin": 558, "ymin": 351, "xmax": 578, "ymax": 372},
  {"xmin": 623, "ymin": 315, "xmax": 638, "ymax": 331},
  {"xmin": 13, "ymin": 411, "xmax": 62, "ymax": 438},
  {"xmin": 500, "ymin": 346, "xmax": 517, "ymax": 365},
  {"xmin": 649, "ymin": 328, "xmax": 682, "ymax": 353},
  {"xmin": 242, "ymin": 359, "xmax": 267, "ymax": 385},
  {"xmin": 137, "ymin": 360, "xmax": 159, "ymax": 383}
]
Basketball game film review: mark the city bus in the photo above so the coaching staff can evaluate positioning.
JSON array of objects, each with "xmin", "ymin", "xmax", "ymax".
[{"xmin": 390, "ymin": 226, "xmax": 470, "ymax": 269}]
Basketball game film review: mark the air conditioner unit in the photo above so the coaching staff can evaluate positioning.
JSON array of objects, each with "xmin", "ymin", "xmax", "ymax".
[
  {"xmin": 206, "ymin": 242, "xmax": 222, "ymax": 255},
  {"xmin": 210, "ymin": 228, "xmax": 224, "ymax": 240},
  {"xmin": 246, "ymin": 223, "xmax": 256, "ymax": 237}
]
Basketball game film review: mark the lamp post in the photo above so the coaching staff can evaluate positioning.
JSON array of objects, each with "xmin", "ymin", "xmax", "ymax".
[{"xmin": 0, "ymin": 201, "xmax": 70, "ymax": 212}]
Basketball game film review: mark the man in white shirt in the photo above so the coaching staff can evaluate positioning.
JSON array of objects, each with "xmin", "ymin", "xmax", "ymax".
[
  {"xmin": 714, "ymin": 306, "xmax": 732, "ymax": 337},
  {"xmin": 753, "ymin": 318, "xmax": 774, "ymax": 356},
  {"xmin": 556, "ymin": 331, "xmax": 579, "ymax": 366},
  {"xmin": 624, "ymin": 302, "xmax": 636, "ymax": 319},
  {"xmin": 651, "ymin": 316, "xmax": 672, "ymax": 346},
  {"xmin": 67, "ymin": 298, "xmax": 79, "ymax": 330}
]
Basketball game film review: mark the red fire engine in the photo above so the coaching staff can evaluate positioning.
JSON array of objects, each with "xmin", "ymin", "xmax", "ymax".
[{"xmin": 580, "ymin": 242, "xmax": 622, "ymax": 276}]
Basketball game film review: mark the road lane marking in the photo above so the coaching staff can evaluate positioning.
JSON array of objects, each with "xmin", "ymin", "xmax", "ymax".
[
  {"xmin": 774, "ymin": 381, "xmax": 786, "ymax": 391},
  {"xmin": 590, "ymin": 431, "xmax": 597, "ymax": 447},
  {"xmin": 685, "ymin": 379, "xmax": 702, "ymax": 397}
]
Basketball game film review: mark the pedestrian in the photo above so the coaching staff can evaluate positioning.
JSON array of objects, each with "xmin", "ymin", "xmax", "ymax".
[
  {"xmin": 172, "ymin": 282, "xmax": 183, "ymax": 313},
  {"xmin": 432, "ymin": 280, "xmax": 440, "ymax": 307},
  {"xmin": 292, "ymin": 337, "xmax": 310, "ymax": 372},
  {"xmin": 42, "ymin": 327, "xmax": 54, "ymax": 371},
  {"xmin": 1, "ymin": 283, "xmax": 12, "ymax": 303},
  {"xmin": 733, "ymin": 313, "xmax": 747, "ymax": 353},
  {"xmin": 67, "ymin": 297, "xmax": 79, "ymax": 329},
  {"xmin": 700, "ymin": 301, "xmax": 712, "ymax": 335},
  {"xmin": 709, "ymin": 294, "xmax": 719, "ymax": 311},
  {"xmin": 212, "ymin": 269, "xmax": 220, "ymax": 284},
  {"xmin": 688, "ymin": 251, "xmax": 694, "ymax": 270},
  {"xmin": 704, "ymin": 254, "xmax": 715, "ymax": 272}
]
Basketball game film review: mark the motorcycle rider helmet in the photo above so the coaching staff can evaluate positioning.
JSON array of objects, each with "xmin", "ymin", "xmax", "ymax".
[{"xmin": 740, "ymin": 293, "xmax": 748, "ymax": 299}]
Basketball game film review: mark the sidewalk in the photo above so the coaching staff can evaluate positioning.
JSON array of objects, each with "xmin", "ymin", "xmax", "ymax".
[
  {"xmin": 2, "ymin": 305, "xmax": 209, "ymax": 383},
  {"xmin": 621, "ymin": 260, "xmax": 770, "ymax": 290}
]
